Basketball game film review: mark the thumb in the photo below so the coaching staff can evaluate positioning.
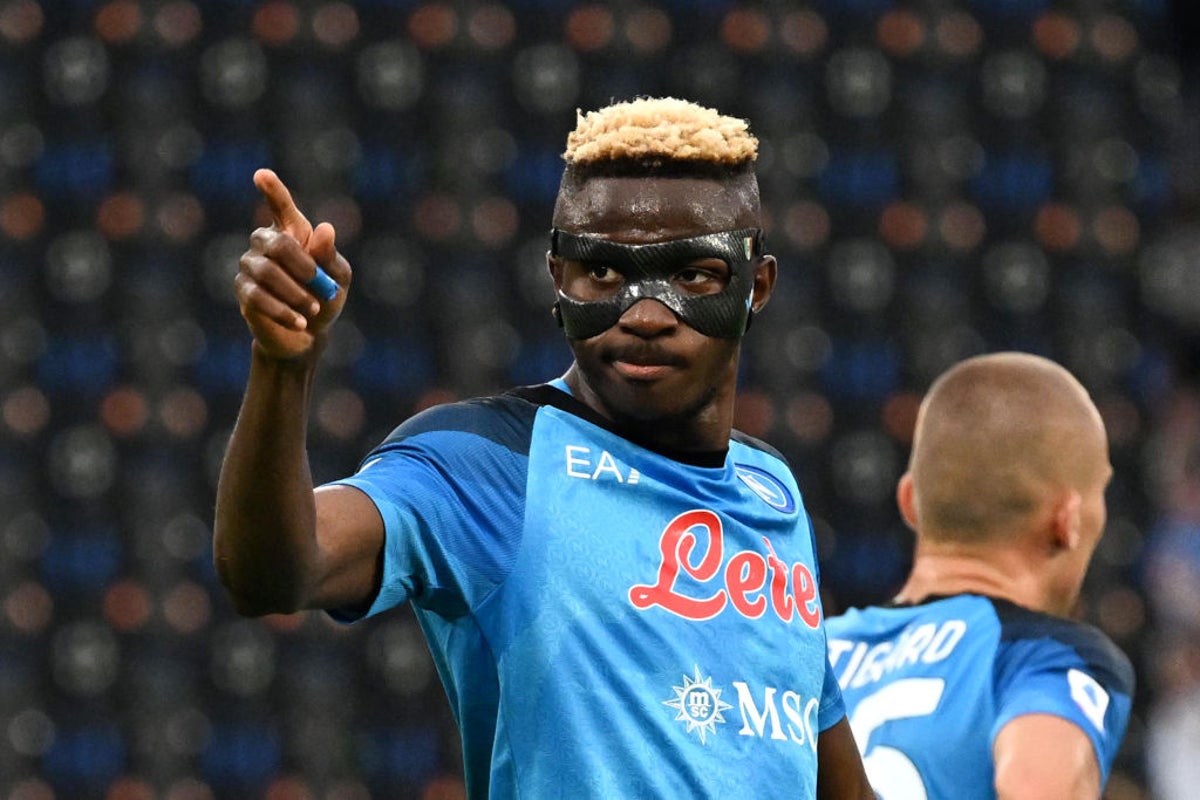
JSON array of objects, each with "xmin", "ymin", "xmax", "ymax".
[
  {"xmin": 308, "ymin": 222, "xmax": 347, "ymax": 293},
  {"xmin": 308, "ymin": 221, "xmax": 337, "ymax": 268}
]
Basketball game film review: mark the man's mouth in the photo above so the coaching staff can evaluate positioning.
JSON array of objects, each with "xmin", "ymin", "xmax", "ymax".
[
  {"xmin": 609, "ymin": 350, "xmax": 683, "ymax": 381},
  {"xmin": 613, "ymin": 361, "xmax": 673, "ymax": 381}
]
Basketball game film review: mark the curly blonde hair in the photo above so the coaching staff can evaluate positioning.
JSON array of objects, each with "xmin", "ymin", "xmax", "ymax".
[{"xmin": 563, "ymin": 97, "xmax": 758, "ymax": 168}]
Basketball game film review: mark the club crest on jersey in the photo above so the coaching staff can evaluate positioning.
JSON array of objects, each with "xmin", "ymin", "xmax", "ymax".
[
  {"xmin": 734, "ymin": 464, "xmax": 796, "ymax": 513},
  {"xmin": 663, "ymin": 666, "xmax": 732, "ymax": 744}
]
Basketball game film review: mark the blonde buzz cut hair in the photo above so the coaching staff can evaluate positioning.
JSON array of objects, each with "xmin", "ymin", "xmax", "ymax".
[{"xmin": 563, "ymin": 97, "xmax": 758, "ymax": 173}]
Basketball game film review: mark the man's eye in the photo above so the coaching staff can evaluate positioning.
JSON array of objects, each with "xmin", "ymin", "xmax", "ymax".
[
  {"xmin": 588, "ymin": 264, "xmax": 620, "ymax": 281},
  {"xmin": 674, "ymin": 265, "xmax": 726, "ymax": 292},
  {"xmin": 676, "ymin": 268, "xmax": 709, "ymax": 283}
]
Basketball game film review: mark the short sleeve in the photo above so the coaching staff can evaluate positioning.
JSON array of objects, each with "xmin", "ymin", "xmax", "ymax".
[
  {"xmin": 324, "ymin": 398, "xmax": 532, "ymax": 622},
  {"xmin": 818, "ymin": 629, "xmax": 849, "ymax": 732},
  {"xmin": 991, "ymin": 625, "xmax": 1135, "ymax": 783}
]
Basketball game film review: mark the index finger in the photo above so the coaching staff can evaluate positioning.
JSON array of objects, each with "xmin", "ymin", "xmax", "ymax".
[{"xmin": 253, "ymin": 168, "xmax": 313, "ymax": 245}]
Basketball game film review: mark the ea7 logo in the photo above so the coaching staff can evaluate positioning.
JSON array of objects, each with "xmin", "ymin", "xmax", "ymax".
[{"xmin": 565, "ymin": 446, "xmax": 641, "ymax": 484}]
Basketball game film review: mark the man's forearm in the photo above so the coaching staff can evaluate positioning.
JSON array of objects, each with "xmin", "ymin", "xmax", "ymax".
[{"xmin": 214, "ymin": 342, "xmax": 325, "ymax": 615}]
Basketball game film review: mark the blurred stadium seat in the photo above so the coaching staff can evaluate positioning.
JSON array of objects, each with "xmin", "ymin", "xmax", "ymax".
[{"xmin": 2, "ymin": 0, "xmax": 1198, "ymax": 796}]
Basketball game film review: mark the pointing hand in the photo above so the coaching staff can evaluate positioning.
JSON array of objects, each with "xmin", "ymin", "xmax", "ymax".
[{"xmin": 234, "ymin": 169, "xmax": 353, "ymax": 360}]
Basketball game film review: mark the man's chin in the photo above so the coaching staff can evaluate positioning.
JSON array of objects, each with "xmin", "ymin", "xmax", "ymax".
[{"xmin": 605, "ymin": 380, "xmax": 712, "ymax": 425}]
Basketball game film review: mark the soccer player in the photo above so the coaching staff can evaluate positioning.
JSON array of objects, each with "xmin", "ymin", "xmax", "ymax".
[
  {"xmin": 214, "ymin": 98, "xmax": 873, "ymax": 799},
  {"xmin": 825, "ymin": 352, "xmax": 1134, "ymax": 799}
]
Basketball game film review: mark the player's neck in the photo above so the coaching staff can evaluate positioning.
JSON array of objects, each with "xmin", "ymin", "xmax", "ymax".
[
  {"xmin": 562, "ymin": 364, "xmax": 734, "ymax": 453},
  {"xmin": 893, "ymin": 544, "xmax": 1053, "ymax": 612}
]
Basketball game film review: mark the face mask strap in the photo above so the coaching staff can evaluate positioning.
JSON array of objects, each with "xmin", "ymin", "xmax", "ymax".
[{"xmin": 549, "ymin": 228, "xmax": 763, "ymax": 277}]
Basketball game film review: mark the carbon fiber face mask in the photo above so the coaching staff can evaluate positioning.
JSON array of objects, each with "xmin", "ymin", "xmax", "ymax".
[{"xmin": 549, "ymin": 227, "xmax": 764, "ymax": 340}]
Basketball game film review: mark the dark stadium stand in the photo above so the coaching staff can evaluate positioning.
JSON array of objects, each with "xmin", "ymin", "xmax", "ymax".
[{"xmin": 3, "ymin": 0, "xmax": 1199, "ymax": 797}]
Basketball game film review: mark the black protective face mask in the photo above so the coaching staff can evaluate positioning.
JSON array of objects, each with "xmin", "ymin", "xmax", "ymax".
[{"xmin": 549, "ymin": 228, "xmax": 764, "ymax": 340}]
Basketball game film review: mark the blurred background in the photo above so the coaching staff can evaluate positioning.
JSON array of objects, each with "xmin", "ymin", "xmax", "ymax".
[{"xmin": 3, "ymin": 0, "xmax": 1200, "ymax": 797}]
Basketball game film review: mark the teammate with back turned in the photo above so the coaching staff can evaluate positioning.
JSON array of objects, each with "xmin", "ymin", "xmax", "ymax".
[
  {"xmin": 826, "ymin": 352, "xmax": 1134, "ymax": 800},
  {"xmin": 213, "ymin": 97, "xmax": 874, "ymax": 799}
]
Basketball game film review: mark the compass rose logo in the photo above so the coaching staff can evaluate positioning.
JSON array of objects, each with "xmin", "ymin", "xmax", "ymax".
[{"xmin": 663, "ymin": 666, "xmax": 733, "ymax": 744}]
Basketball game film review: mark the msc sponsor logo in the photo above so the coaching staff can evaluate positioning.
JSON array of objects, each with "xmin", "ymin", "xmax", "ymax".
[
  {"xmin": 734, "ymin": 464, "xmax": 796, "ymax": 513},
  {"xmin": 663, "ymin": 666, "xmax": 733, "ymax": 745},
  {"xmin": 663, "ymin": 666, "xmax": 820, "ymax": 751}
]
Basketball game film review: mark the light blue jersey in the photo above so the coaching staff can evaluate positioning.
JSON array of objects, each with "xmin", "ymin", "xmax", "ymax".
[
  {"xmin": 330, "ymin": 383, "xmax": 845, "ymax": 799},
  {"xmin": 826, "ymin": 594, "xmax": 1134, "ymax": 800}
]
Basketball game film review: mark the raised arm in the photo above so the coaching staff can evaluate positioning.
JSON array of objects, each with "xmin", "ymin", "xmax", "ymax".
[
  {"xmin": 213, "ymin": 169, "xmax": 384, "ymax": 617},
  {"xmin": 993, "ymin": 714, "xmax": 1101, "ymax": 799}
]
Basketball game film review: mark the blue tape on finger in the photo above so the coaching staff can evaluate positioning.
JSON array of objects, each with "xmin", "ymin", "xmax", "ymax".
[{"xmin": 307, "ymin": 266, "xmax": 339, "ymax": 301}]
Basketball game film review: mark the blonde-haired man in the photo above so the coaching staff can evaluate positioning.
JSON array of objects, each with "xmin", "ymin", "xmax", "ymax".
[
  {"xmin": 827, "ymin": 352, "xmax": 1134, "ymax": 799},
  {"xmin": 214, "ymin": 98, "xmax": 873, "ymax": 798}
]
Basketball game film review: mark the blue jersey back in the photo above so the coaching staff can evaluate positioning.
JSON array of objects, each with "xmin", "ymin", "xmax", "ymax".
[
  {"xmin": 330, "ymin": 384, "xmax": 845, "ymax": 799},
  {"xmin": 825, "ymin": 595, "xmax": 1134, "ymax": 800}
]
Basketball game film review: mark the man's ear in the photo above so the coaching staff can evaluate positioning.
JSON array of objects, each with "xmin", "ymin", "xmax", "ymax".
[
  {"xmin": 751, "ymin": 255, "xmax": 777, "ymax": 313},
  {"xmin": 897, "ymin": 472, "xmax": 919, "ymax": 531},
  {"xmin": 1051, "ymin": 490, "xmax": 1083, "ymax": 551}
]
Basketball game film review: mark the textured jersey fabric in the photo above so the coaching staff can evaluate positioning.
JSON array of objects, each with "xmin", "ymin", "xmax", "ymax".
[
  {"xmin": 826, "ymin": 594, "xmax": 1134, "ymax": 800},
  {"xmin": 328, "ymin": 382, "xmax": 844, "ymax": 799}
]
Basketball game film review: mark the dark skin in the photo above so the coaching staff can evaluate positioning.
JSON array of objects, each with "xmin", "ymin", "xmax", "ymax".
[
  {"xmin": 214, "ymin": 167, "xmax": 874, "ymax": 800},
  {"xmin": 549, "ymin": 174, "xmax": 772, "ymax": 452}
]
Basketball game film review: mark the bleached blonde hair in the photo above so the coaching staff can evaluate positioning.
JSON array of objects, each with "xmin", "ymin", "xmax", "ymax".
[{"xmin": 563, "ymin": 97, "xmax": 758, "ymax": 169}]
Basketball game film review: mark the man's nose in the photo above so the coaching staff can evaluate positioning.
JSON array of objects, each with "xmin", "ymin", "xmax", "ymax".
[{"xmin": 618, "ymin": 297, "xmax": 679, "ymax": 335}]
